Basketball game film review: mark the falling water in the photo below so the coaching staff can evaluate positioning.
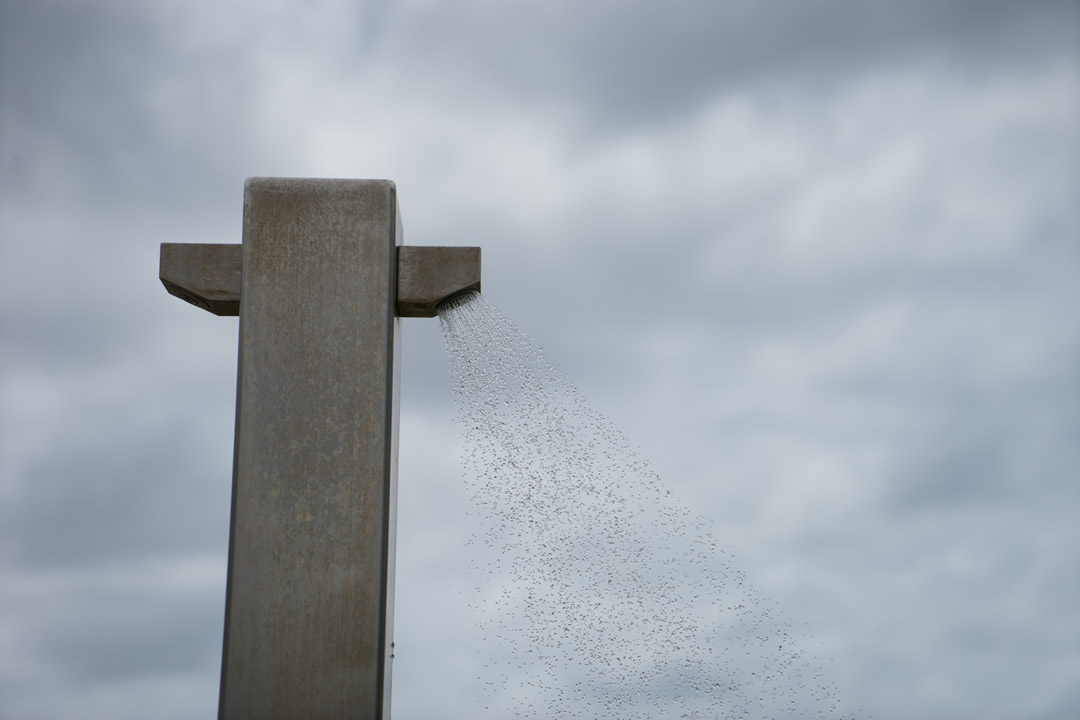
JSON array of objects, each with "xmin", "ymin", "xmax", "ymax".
[{"xmin": 439, "ymin": 291, "xmax": 853, "ymax": 719}]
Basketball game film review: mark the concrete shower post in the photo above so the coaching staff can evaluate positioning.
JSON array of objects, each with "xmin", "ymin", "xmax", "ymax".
[
  {"xmin": 224, "ymin": 178, "xmax": 400, "ymax": 719},
  {"xmin": 159, "ymin": 177, "xmax": 480, "ymax": 719}
]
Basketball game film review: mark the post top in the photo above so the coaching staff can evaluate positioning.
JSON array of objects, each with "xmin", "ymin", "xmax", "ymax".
[
  {"xmin": 161, "ymin": 178, "xmax": 480, "ymax": 318},
  {"xmin": 244, "ymin": 176, "xmax": 397, "ymax": 192}
]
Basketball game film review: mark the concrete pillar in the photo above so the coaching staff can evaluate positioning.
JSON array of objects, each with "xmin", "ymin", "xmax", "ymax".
[
  {"xmin": 159, "ymin": 177, "xmax": 481, "ymax": 719},
  {"xmin": 220, "ymin": 178, "xmax": 401, "ymax": 719}
]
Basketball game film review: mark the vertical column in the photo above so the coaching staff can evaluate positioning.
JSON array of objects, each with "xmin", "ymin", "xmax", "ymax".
[{"xmin": 220, "ymin": 178, "xmax": 401, "ymax": 719}]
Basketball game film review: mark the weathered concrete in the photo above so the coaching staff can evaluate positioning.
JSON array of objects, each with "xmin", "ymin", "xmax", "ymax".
[
  {"xmin": 396, "ymin": 246, "xmax": 481, "ymax": 317},
  {"xmin": 221, "ymin": 178, "xmax": 401, "ymax": 719},
  {"xmin": 160, "ymin": 244, "xmax": 480, "ymax": 318},
  {"xmin": 160, "ymin": 177, "xmax": 483, "ymax": 718},
  {"xmin": 159, "ymin": 243, "xmax": 241, "ymax": 316}
]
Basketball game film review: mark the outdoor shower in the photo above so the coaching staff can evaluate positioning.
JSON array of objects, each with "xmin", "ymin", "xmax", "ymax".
[{"xmin": 160, "ymin": 177, "xmax": 480, "ymax": 719}]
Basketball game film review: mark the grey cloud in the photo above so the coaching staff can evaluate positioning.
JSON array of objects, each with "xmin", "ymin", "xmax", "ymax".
[
  {"xmin": 887, "ymin": 417, "xmax": 1048, "ymax": 511},
  {"xmin": 14, "ymin": 579, "xmax": 221, "ymax": 685},
  {"xmin": 1, "ymin": 420, "xmax": 231, "ymax": 570},
  {"xmin": 1, "ymin": 1, "xmax": 258, "ymax": 214},
  {"xmin": 389, "ymin": 0, "xmax": 1074, "ymax": 132},
  {"xmin": 1039, "ymin": 681, "xmax": 1080, "ymax": 720}
]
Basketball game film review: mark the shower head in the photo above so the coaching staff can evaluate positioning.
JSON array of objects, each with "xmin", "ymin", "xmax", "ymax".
[{"xmin": 396, "ymin": 245, "xmax": 481, "ymax": 317}]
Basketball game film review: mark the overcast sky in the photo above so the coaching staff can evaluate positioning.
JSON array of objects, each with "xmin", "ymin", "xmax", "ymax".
[{"xmin": 1, "ymin": 0, "xmax": 1078, "ymax": 718}]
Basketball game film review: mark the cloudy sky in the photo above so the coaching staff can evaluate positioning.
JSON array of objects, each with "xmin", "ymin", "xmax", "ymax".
[{"xmin": 1, "ymin": 0, "xmax": 1077, "ymax": 718}]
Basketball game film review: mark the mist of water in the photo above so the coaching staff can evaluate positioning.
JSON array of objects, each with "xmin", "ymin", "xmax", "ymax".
[{"xmin": 438, "ymin": 291, "xmax": 853, "ymax": 719}]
